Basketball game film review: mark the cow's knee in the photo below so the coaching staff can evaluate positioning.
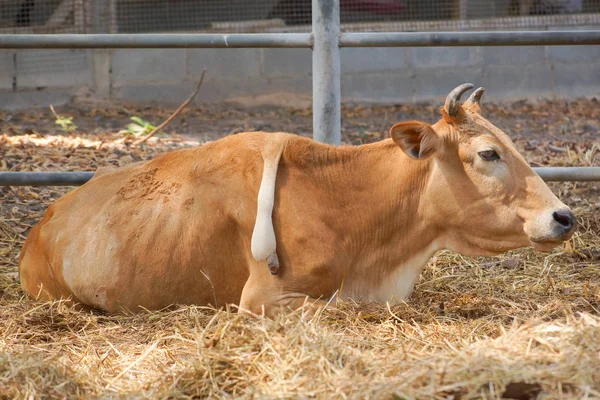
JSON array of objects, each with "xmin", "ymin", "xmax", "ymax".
[{"xmin": 239, "ymin": 277, "xmax": 329, "ymax": 318}]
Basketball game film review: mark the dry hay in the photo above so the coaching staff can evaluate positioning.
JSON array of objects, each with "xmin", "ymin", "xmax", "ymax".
[{"xmin": 1, "ymin": 100, "xmax": 599, "ymax": 399}]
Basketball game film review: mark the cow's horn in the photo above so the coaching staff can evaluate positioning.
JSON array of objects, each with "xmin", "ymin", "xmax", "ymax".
[
  {"xmin": 465, "ymin": 87, "xmax": 485, "ymax": 107},
  {"xmin": 444, "ymin": 83, "xmax": 474, "ymax": 117}
]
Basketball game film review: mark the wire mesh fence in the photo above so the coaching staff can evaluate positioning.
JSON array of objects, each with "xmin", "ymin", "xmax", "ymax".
[
  {"xmin": 1, "ymin": 1, "xmax": 599, "ymax": 93},
  {"xmin": 1, "ymin": 0, "xmax": 599, "ymax": 34}
]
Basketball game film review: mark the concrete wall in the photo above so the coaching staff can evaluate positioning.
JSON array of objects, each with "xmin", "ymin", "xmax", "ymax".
[{"xmin": 1, "ymin": 30, "xmax": 600, "ymax": 110}]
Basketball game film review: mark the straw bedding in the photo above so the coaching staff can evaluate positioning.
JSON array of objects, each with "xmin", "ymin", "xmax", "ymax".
[{"xmin": 1, "ymin": 99, "xmax": 599, "ymax": 399}]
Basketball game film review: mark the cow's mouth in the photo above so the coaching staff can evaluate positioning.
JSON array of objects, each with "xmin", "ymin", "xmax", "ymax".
[{"xmin": 530, "ymin": 238, "xmax": 565, "ymax": 252}]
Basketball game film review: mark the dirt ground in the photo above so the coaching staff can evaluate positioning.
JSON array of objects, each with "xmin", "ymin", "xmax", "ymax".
[{"xmin": 0, "ymin": 97, "xmax": 599, "ymax": 399}]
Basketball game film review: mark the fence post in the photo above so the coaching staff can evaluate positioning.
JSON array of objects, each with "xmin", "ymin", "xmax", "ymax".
[{"xmin": 312, "ymin": 0, "xmax": 341, "ymax": 145}]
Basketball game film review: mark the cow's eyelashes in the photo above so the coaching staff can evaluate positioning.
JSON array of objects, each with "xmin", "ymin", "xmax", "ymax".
[{"xmin": 478, "ymin": 150, "xmax": 500, "ymax": 162}]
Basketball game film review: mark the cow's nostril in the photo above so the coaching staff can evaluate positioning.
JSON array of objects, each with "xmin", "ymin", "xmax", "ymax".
[{"xmin": 553, "ymin": 210, "xmax": 575, "ymax": 231}]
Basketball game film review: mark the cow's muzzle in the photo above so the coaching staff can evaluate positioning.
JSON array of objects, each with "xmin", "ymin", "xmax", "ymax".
[
  {"xmin": 551, "ymin": 209, "xmax": 577, "ymax": 239},
  {"xmin": 529, "ymin": 208, "xmax": 577, "ymax": 251}
]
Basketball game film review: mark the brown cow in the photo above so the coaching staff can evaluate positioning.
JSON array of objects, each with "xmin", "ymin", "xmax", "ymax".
[{"xmin": 18, "ymin": 84, "xmax": 576, "ymax": 316}]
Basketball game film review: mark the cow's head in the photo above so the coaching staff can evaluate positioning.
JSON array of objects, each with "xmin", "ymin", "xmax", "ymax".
[{"xmin": 390, "ymin": 83, "xmax": 576, "ymax": 256}]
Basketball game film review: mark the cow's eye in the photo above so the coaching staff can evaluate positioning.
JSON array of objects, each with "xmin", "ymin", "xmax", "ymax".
[{"xmin": 478, "ymin": 150, "xmax": 500, "ymax": 161}]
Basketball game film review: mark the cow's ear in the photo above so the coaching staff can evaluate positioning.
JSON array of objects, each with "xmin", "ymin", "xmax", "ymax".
[{"xmin": 390, "ymin": 121, "xmax": 441, "ymax": 160}]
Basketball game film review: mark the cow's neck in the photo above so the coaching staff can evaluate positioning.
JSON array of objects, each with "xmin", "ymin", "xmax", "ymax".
[{"xmin": 315, "ymin": 140, "xmax": 443, "ymax": 302}]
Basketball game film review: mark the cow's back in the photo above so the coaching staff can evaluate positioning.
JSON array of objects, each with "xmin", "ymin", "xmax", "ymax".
[{"xmin": 19, "ymin": 133, "xmax": 269, "ymax": 312}]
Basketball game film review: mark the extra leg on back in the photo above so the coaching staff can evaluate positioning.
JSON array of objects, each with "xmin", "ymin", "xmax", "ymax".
[{"xmin": 251, "ymin": 134, "xmax": 286, "ymax": 275}]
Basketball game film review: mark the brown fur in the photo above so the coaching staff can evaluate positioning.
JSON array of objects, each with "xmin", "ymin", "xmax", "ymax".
[{"xmin": 19, "ymin": 103, "xmax": 574, "ymax": 316}]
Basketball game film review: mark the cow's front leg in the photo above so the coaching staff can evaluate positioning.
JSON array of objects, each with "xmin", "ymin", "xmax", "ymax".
[{"xmin": 239, "ymin": 274, "xmax": 330, "ymax": 318}]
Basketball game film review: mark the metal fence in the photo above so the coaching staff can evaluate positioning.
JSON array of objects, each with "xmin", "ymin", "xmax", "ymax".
[
  {"xmin": 2, "ymin": 1, "xmax": 600, "ymax": 83},
  {"xmin": 1, "ymin": 0, "xmax": 600, "ymax": 184},
  {"xmin": 2, "ymin": 0, "xmax": 600, "ymax": 34}
]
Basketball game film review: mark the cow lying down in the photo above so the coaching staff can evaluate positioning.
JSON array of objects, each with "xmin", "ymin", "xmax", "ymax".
[{"xmin": 19, "ymin": 84, "xmax": 576, "ymax": 316}]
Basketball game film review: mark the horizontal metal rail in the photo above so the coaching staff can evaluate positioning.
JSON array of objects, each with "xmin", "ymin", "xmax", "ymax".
[
  {"xmin": 0, "ymin": 33, "xmax": 312, "ymax": 49},
  {"xmin": 340, "ymin": 30, "xmax": 600, "ymax": 47},
  {"xmin": 533, "ymin": 167, "xmax": 600, "ymax": 182},
  {"xmin": 1, "ymin": 168, "xmax": 599, "ymax": 186},
  {"xmin": 2, "ymin": 30, "xmax": 600, "ymax": 49},
  {"xmin": 0, "ymin": 172, "xmax": 95, "ymax": 186}
]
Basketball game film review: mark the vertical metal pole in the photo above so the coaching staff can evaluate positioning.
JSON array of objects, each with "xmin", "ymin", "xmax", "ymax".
[{"xmin": 312, "ymin": 0, "xmax": 341, "ymax": 145}]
